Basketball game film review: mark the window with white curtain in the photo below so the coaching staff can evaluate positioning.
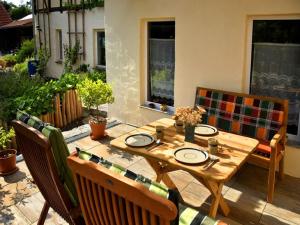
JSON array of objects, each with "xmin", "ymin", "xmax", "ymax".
[
  {"xmin": 148, "ymin": 21, "xmax": 175, "ymax": 106},
  {"xmin": 250, "ymin": 20, "xmax": 300, "ymax": 142}
]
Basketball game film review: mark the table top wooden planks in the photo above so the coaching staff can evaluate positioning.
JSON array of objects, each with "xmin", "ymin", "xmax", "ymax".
[{"xmin": 110, "ymin": 118, "xmax": 259, "ymax": 182}]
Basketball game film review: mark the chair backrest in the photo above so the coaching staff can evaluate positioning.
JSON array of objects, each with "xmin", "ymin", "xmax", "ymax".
[
  {"xmin": 12, "ymin": 120, "xmax": 75, "ymax": 224},
  {"xmin": 67, "ymin": 154, "xmax": 178, "ymax": 225},
  {"xmin": 195, "ymin": 87, "xmax": 289, "ymax": 141}
]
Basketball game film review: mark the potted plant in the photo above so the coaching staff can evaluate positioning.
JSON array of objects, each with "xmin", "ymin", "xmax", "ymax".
[
  {"xmin": 77, "ymin": 78, "xmax": 114, "ymax": 140},
  {"xmin": 0, "ymin": 127, "xmax": 18, "ymax": 175}
]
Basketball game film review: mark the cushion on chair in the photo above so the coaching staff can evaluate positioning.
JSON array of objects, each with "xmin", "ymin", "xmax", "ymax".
[
  {"xmin": 16, "ymin": 110, "xmax": 78, "ymax": 207},
  {"xmin": 179, "ymin": 204, "xmax": 224, "ymax": 225},
  {"xmin": 76, "ymin": 148, "xmax": 224, "ymax": 225},
  {"xmin": 76, "ymin": 148, "xmax": 179, "ymax": 204},
  {"xmin": 195, "ymin": 88, "xmax": 284, "ymax": 141},
  {"xmin": 254, "ymin": 140, "xmax": 284, "ymax": 158}
]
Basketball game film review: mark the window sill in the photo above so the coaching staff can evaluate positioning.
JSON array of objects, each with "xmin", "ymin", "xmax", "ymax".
[
  {"xmin": 140, "ymin": 102, "xmax": 174, "ymax": 115},
  {"xmin": 95, "ymin": 65, "xmax": 106, "ymax": 70},
  {"xmin": 55, "ymin": 60, "xmax": 63, "ymax": 64}
]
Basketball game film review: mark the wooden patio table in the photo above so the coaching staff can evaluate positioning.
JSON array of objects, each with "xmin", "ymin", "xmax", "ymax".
[{"xmin": 110, "ymin": 118, "xmax": 259, "ymax": 218}]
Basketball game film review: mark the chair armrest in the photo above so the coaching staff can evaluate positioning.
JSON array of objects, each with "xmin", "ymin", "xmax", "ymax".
[{"xmin": 270, "ymin": 127, "xmax": 285, "ymax": 156}]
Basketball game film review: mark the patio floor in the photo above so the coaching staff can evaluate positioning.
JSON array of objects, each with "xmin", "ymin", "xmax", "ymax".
[{"xmin": 1, "ymin": 123, "xmax": 300, "ymax": 225}]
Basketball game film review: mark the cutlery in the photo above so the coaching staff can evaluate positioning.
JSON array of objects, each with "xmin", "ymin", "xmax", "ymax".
[
  {"xmin": 204, "ymin": 155, "xmax": 219, "ymax": 169},
  {"xmin": 146, "ymin": 139, "xmax": 162, "ymax": 150}
]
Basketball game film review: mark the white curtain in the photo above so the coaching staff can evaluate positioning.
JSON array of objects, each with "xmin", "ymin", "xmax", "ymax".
[
  {"xmin": 251, "ymin": 43, "xmax": 300, "ymax": 132},
  {"xmin": 149, "ymin": 38, "xmax": 175, "ymax": 100}
]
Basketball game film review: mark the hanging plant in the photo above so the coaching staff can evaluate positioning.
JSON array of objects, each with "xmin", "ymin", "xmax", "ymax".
[{"xmin": 63, "ymin": 40, "xmax": 81, "ymax": 73}]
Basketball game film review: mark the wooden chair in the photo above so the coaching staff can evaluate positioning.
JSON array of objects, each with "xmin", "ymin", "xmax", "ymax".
[
  {"xmin": 67, "ymin": 154, "xmax": 178, "ymax": 225},
  {"xmin": 195, "ymin": 87, "xmax": 289, "ymax": 203},
  {"xmin": 12, "ymin": 120, "xmax": 83, "ymax": 225}
]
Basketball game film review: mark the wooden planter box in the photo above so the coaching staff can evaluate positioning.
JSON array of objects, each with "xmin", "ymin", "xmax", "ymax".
[{"xmin": 39, "ymin": 89, "xmax": 83, "ymax": 128}]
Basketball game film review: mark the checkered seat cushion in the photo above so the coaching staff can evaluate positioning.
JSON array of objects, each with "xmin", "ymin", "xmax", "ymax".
[
  {"xmin": 76, "ymin": 149, "xmax": 226, "ymax": 225},
  {"xmin": 195, "ymin": 87, "xmax": 286, "ymax": 158}
]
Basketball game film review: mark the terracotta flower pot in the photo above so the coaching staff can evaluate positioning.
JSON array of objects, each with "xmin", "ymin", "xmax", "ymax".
[
  {"xmin": 89, "ymin": 120, "xmax": 107, "ymax": 140},
  {"xmin": 0, "ymin": 149, "xmax": 18, "ymax": 176}
]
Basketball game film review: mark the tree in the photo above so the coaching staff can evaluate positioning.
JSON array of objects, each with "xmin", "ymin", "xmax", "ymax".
[{"xmin": 0, "ymin": 1, "xmax": 31, "ymax": 20}]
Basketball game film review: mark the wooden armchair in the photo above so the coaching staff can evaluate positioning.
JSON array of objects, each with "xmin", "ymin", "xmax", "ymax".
[
  {"xmin": 67, "ymin": 154, "xmax": 178, "ymax": 225},
  {"xmin": 12, "ymin": 120, "xmax": 83, "ymax": 225}
]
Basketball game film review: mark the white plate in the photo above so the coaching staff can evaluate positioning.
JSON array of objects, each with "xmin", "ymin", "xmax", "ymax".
[
  {"xmin": 195, "ymin": 124, "xmax": 218, "ymax": 136},
  {"xmin": 125, "ymin": 133, "xmax": 154, "ymax": 147},
  {"xmin": 174, "ymin": 148, "xmax": 209, "ymax": 164}
]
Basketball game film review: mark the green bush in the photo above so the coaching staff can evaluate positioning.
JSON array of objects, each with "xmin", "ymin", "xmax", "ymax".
[
  {"xmin": 1, "ymin": 54, "xmax": 17, "ymax": 67},
  {"xmin": 0, "ymin": 72, "xmax": 44, "ymax": 123},
  {"xmin": 13, "ymin": 59, "xmax": 30, "ymax": 76},
  {"xmin": 87, "ymin": 70, "xmax": 106, "ymax": 82},
  {"xmin": 16, "ymin": 39, "xmax": 34, "ymax": 63},
  {"xmin": 77, "ymin": 78, "xmax": 114, "ymax": 121}
]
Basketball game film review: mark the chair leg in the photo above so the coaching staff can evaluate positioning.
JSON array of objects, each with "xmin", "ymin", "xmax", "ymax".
[
  {"xmin": 267, "ymin": 159, "xmax": 276, "ymax": 203},
  {"xmin": 37, "ymin": 201, "xmax": 50, "ymax": 225},
  {"xmin": 278, "ymin": 156, "xmax": 285, "ymax": 180}
]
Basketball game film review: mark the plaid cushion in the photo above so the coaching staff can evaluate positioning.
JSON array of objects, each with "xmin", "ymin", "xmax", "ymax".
[
  {"xmin": 16, "ymin": 110, "xmax": 78, "ymax": 207},
  {"xmin": 179, "ymin": 204, "xmax": 224, "ymax": 225},
  {"xmin": 195, "ymin": 88, "xmax": 284, "ymax": 141}
]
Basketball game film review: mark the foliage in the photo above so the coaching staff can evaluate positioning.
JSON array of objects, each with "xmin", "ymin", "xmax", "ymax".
[
  {"xmin": 37, "ymin": 48, "xmax": 50, "ymax": 77},
  {"xmin": 75, "ymin": 63, "xmax": 90, "ymax": 73},
  {"xmin": 1, "ymin": 1, "xmax": 32, "ymax": 20},
  {"xmin": 13, "ymin": 59, "xmax": 30, "ymax": 76},
  {"xmin": 64, "ymin": 0, "xmax": 104, "ymax": 10},
  {"xmin": 77, "ymin": 78, "xmax": 114, "ymax": 122},
  {"xmin": 0, "ymin": 127, "xmax": 15, "ymax": 150},
  {"xmin": 173, "ymin": 106, "xmax": 206, "ymax": 126},
  {"xmin": 15, "ymin": 39, "xmax": 34, "ymax": 63},
  {"xmin": 64, "ymin": 40, "xmax": 81, "ymax": 73},
  {"xmin": 0, "ymin": 54, "xmax": 17, "ymax": 67},
  {"xmin": 87, "ymin": 70, "xmax": 106, "ymax": 82},
  {"xmin": 0, "ymin": 71, "xmax": 44, "ymax": 122}
]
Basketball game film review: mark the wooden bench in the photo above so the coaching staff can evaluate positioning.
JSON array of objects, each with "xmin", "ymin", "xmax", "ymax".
[{"xmin": 195, "ymin": 87, "xmax": 289, "ymax": 203}]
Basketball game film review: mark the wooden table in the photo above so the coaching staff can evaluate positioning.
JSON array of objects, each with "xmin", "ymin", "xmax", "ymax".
[{"xmin": 110, "ymin": 118, "xmax": 259, "ymax": 218}]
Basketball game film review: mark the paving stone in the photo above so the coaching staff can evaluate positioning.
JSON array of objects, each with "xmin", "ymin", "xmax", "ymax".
[
  {"xmin": 0, "ymin": 178, "xmax": 38, "ymax": 209},
  {"xmin": 263, "ymin": 193, "xmax": 300, "ymax": 225},
  {"xmin": 0, "ymin": 205, "xmax": 30, "ymax": 225},
  {"xmin": 259, "ymin": 211, "xmax": 298, "ymax": 225},
  {"xmin": 15, "ymin": 192, "xmax": 45, "ymax": 223},
  {"xmin": 106, "ymin": 124, "xmax": 136, "ymax": 138}
]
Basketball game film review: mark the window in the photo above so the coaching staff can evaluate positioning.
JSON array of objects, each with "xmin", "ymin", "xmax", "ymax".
[
  {"xmin": 250, "ymin": 20, "xmax": 300, "ymax": 142},
  {"xmin": 96, "ymin": 31, "xmax": 106, "ymax": 67},
  {"xmin": 147, "ymin": 21, "xmax": 175, "ymax": 107},
  {"xmin": 56, "ymin": 30, "xmax": 63, "ymax": 61}
]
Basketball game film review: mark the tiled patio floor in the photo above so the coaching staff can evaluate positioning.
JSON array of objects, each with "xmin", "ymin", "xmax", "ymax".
[{"xmin": 1, "ymin": 123, "xmax": 300, "ymax": 225}]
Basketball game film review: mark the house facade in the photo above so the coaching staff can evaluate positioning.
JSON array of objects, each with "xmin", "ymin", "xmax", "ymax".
[
  {"xmin": 104, "ymin": 0, "xmax": 300, "ymax": 178},
  {"xmin": 33, "ymin": 0, "xmax": 300, "ymax": 178},
  {"xmin": 33, "ymin": 0, "xmax": 105, "ymax": 77}
]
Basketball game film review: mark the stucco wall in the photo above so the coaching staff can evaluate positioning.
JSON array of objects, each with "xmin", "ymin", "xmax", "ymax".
[
  {"xmin": 35, "ymin": 7, "xmax": 105, "ymax": 78},
  {"xmin": 105, "ymin": 0, "xmax": 300, "ymax": 177}
]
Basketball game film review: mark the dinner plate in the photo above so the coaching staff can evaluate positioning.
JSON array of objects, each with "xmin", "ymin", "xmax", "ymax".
[
  {"xmin": 125, "ymin": 133, "xmax": 155, "ymax": 147},
  {"xmin": 195, "ymin": 124, "xmax": 218, "ymax": 136},
  {"xmin": 174, "ymin": 147, "xmax": 209, "ymax": 164}
]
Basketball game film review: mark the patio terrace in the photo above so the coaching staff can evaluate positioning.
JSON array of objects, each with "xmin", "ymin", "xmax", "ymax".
[{"xmin": 1, "ymin": 123, "xmax": 300, "ymax": 225}]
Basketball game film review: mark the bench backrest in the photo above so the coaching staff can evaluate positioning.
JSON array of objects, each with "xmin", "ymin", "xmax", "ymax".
[{"xmin": 195, "ymin": 87, "xmax": 288, "ymax": 141}]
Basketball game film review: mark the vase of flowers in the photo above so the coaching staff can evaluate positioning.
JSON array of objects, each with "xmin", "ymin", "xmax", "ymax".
[{"xmin": 173, "ymin": 106, "xmax": 206, "ymax": 143}]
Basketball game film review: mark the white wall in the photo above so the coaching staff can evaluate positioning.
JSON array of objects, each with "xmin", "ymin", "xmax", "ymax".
[
  {"xmin": 34, "ymin": 7, "xmax": 105, "ymax": 78},
  {"xmin": 105, "ymin": 0, "xmax": 300, "ymax": 177}
]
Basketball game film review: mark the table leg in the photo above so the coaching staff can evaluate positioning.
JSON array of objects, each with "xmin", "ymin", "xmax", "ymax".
[
  {"xmin": 204, "ymin": 180, "xmax": 230, "ymax": 218},
  {"xmin": 146, "ymin": 159, "xmax": 177, "ymax": 189}
]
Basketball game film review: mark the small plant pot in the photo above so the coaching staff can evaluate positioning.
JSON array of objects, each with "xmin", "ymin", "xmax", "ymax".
[
  {"xmin": 89, "ymin": 120, "xmax": 107, "ymax": 140},
  {"xmin": 0, "ymin": 149, "xmax": 18, "ymax": 176}
]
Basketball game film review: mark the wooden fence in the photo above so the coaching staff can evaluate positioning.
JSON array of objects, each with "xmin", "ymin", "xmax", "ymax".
[{"xmin": 38, "ymin": 89, "xmax": 83, "ymax": 128}]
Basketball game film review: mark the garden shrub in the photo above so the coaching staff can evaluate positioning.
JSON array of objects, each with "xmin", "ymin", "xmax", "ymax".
[
  {"xmin": 13, "ymin": 59, "xmax": 30, "ymax": 76},
  {"xmin": 87, "ymin": 70, "xmax": 106, "ymax": 82},
  {"xmin": 1, "ymin": 54, "xmax": 17, "ymax": 67},
  {"xmin": 15, "ymin": 39, "xmax": 34, "ymax": 63},
  {"xmin": 0, "ymin": 72, "xmax": 44, "ymax": 123}
]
